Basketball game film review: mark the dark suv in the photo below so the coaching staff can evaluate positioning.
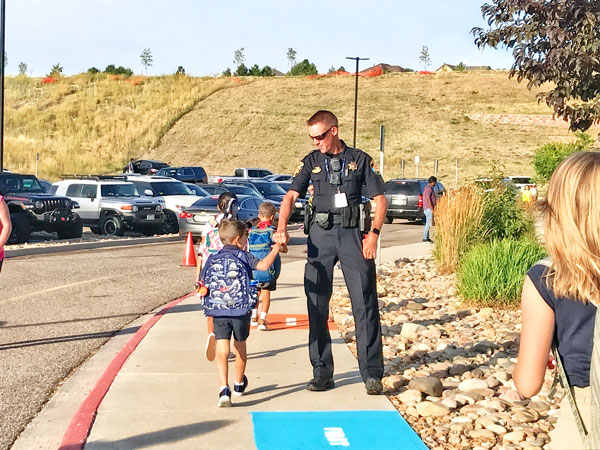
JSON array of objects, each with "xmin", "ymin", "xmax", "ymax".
[
  {"xmin": 156, "ymin": 166, "xmax": 208, "ymax": 184},
  {"xmin": 1, "ymin": 173, "xmax": 82, "ymax": 243},
  {"xmin": 123, "ymin": 159, "xmax": 169, "ymax": 175},
  {"xmin": 384, "ymin": 179, "xmax": 445, "ymax": 224}
]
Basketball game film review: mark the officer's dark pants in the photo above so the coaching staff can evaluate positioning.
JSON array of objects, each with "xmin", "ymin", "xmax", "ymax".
[{"xmin": 305, "ymin": 223, "xmax": 383, "ymax": 382}]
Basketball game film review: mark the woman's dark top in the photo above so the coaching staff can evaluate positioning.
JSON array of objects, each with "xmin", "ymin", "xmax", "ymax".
[{"xmin": 528, "ymin": 264, "xmax": 597, "ymax": 387}]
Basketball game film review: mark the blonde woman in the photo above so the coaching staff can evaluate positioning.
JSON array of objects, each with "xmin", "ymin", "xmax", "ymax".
[
  {"xmin": 0, "ymin": 193, "xmax": 11, "ymax": 272},
  {"xmin": 514, "ymin": 152, "xmax": 600, "ymax": 449}
]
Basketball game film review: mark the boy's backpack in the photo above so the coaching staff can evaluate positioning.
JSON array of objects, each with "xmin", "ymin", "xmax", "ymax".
[
  {"xmin": 200, "ymin": 248, "xmax": 257, "ymax": 317},
  {"xmin": 539, "ymin": 257, "xmax": 600, "ymax": 449},
  {"xmin": 200, "ymin": 216, "xmax": 223, "ymax": 265},
  {"xmin": 248, "ymin": 225, "xmax": 281, "ymax": 286}
]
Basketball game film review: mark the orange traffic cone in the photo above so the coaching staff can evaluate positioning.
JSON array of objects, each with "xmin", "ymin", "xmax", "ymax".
[{"xmin": 181, "ymin": 232, "xmax": 197, "ymax": 267}]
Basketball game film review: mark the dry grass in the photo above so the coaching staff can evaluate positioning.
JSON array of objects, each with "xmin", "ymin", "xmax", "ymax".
[
  {"xmin": 5, "ymin": 71, "xmax": 599, "ymax": 182},
  {"xmin": 151, "ymin": 71, "xmax": 600, "ymax": 183},
  {"xmin": 433, "ymin": 185, "xmax": 486, "ymax": 274},
  {"xmin": 4, "ymin": 74, "xmax": 238, "ymax": 179}
]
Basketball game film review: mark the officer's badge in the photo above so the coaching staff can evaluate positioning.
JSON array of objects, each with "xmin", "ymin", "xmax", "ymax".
[
  {"xmin": 370, "ymin": 160, "xmax": 380, "ymax": 174},
  {"xmin": 294, "ymin": 162, "xmax": 304, "ymax": 177},
  {"xmin": 311, "ymin": 166, "xmax": 322, "ymax": 174},
  {"xmin": 348, "ymin": 161, "xmax": 358, "ymax": 171}
]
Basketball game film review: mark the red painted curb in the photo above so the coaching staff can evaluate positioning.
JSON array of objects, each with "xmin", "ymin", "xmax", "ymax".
[{"xmin": 58, "ymin": 293, "xmax": 193, "ymax": 450}]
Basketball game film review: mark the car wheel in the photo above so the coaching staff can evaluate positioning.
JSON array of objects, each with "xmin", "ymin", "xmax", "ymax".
[
  {"xmin": 8, "ymin": 213, "xmax": 31, "ymax": 244},
  {"xmin": 163, "ymin": 211, "xmax": 179, "ymax": 234},
  {"xmin": 101, "ymin": 215, "xmax": 125, "ymax": 236},
  {"xmin": 57, "ymin": 215, "xmax": 83, "ymax": 239},
  {"xmin": 384, "ymin": 216, "xmax": 393, "ymax": 224}
]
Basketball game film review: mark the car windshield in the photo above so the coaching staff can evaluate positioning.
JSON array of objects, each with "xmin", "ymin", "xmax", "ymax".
[
  {"xmin": 385, "ymin": 181, "xmax": 420, "ymax": 195},
  {"xmin": 510, "ymin": 177, "xmax": 533, "ymax": 184},
  {"xmin": 186, "ymin": 184, "xmax": 209, "ymax": 196},
  {"xmin": 253, "ymin": 182, "xmax": 287, "ymax": 195},
  {"xmin": 101, "ymin": 183, "xmax": 137, "ymax": 197},
  {"xmin": 0, "ymin": 175, "xmax": 45, "ymax": 193},
  {"xmin": 148, "ymin": 181, "xmax": 192, "ymax": 196}
]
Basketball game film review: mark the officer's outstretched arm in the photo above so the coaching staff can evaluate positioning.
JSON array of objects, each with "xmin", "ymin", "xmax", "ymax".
[{"xmin": 274, "ymin": 190, "xmax": 300, "ymax": 245}]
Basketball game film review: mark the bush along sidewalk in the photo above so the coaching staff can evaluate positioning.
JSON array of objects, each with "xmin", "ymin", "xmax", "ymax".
[{"xmin": 457, "ymin": 238, "xmax": 546, "ymax": 306}]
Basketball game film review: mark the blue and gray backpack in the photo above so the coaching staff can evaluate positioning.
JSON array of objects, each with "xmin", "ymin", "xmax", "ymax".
[
  {"xmin": 200, "ymin": 248, "xmax": 258, "ymax": 317},
  {"xmin": 248, "ymin": 225, "xmax": 281, "ymax": 287}
]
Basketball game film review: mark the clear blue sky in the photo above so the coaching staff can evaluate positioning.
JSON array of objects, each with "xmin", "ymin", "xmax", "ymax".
[{"xmin": 6, "ymin": 0, "xmax": 514, "ymax": 77}]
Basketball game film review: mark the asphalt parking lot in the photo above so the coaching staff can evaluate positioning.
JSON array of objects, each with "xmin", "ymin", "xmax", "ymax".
[{"xmin": 0, "ymin": 221, "xmax": 424, "ymax": 450}]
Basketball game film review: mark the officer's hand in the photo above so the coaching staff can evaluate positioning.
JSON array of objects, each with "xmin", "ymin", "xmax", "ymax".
[
  {"xmin": 274, "ymin": 229, "xmax": 290, "ymax": 245},
  {"xmin": 362, "ymin": 232, "xmax": 378, "ymax": 260}
]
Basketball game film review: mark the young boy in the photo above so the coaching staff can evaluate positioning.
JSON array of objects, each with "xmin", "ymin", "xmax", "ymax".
[
  {"xmin": 249, "ymin": 202, "xmax": 287, "ymax": 331},
  {"xmin": 199, "ymin": 219, "xmax": 285, "ymax": 407}
]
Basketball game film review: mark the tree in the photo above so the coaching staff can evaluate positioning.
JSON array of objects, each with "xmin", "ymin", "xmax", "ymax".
[
  {"xmin": 49, "ymin": 63, "xmax": 63, "ymax": 77},
  {"xmin": 419, "ymin": 46, "xmax": 431, "ymax": 70},
  {"xmin": 455, "ymin": 62, "xmax": 466, "ymax": 72},
  {"xmin": 249, "ymin": 64, "xmax": 261, "ymax": 76},
  {"xmin": 18, "ymin": 62, "xmax": 27, "ymax": 76},
  {"xmin": 87, "ymin": 67, "xmax": 99, "ymax": 74},
  {"xmin": 234, "ymin": 63, "xmax": 249, "ymax": 77},
  {"xmin": 222, "ymin": 67, "xmax": 232, "ymax": 77},
  {"xmin": 472, "ymin": 1, "xmax": 600, "ymax": 132},
  {"xmin": 289, "ymin": 59, "xmax": 318, "ymax": 76},
  {"xmin": 140, "ymin": 48, "xmax": 153, "ymax": 75},
  {"xmin": 328, "ymin": 66, "xmax": 336, "ymax": 74},
  {"xmin": 286, "ymin": 47, "xmax": 297, "ymax": 68},
  {"xmin": 175, "ymin": 66, "xmax": 185, "ymax": 75},
  {"xmin": 533, "ymin": 132, "xmax": 593, "ymax": 183},
  {"xmin": 260, "ymin": 65, "xmax": 274, "ymax": 77},
  {"xmin": 233, "ymin": 47, "xmax": 245, "ymax": 67}
]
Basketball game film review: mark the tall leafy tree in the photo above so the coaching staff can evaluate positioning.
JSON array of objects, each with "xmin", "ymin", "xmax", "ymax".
[
  {"xmin": 287, "ymin": 47, "xmax": 297, "ymax": 68},
  {"xmin": 18, "ymin": 62, "xmax": 27, "ymax": 76},
  {"xmin": 419, "ymin": 46, "xmax": 431, "ymax": 70},
  {"xmin": 140, "ymin": 48, "xmax": 153, "ymax": 75},
  {"xmin": 473, "ymin": 1, "xmax": 600, "ymax": 131},
  {"xmin": 49, "ymin": 63, "xmax": 63, "ymax": 77}
]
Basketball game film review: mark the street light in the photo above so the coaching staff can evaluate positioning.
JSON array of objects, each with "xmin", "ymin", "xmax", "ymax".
[{"xmin": 346, "ymin": 56, "xmax": 369, "ymax": 148}]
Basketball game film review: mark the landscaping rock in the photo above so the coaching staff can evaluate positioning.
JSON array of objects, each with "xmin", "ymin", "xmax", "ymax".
[{"xmin": 408, "ymin": 377, "xmax": 444, "ymax": 397}]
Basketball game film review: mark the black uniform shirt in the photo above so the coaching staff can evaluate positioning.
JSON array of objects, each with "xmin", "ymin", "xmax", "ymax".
[{"xmin": 289, "ymin": 141, "xmax": 385, "ymax": 212}]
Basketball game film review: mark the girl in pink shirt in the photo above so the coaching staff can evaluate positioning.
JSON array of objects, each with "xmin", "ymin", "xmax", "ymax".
[{"xmin": 0, "ymin": 195, "xmax": 12, "ymax": 272}]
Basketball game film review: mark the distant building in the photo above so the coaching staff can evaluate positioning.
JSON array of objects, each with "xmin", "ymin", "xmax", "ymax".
[
  {"xmin": 436, "ymin": 63, "xmax": 492, "ymax": 72},
  {"xmin": 272, "ymin": 68, "xmax": 285, "ymax": 77},
  {"xmin": 361, "ymin": 63, "xmax": 412, "ymax": 74}
]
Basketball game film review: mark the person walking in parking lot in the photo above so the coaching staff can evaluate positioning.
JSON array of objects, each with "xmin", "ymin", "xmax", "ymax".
[
  {"xmin": 0, "ymin": 194, "xmax": 11, "ymax": 273},
  {"xmin": 126, "ymin": 158, "xmax": 135, "ymax": 174},
  {"xmin": 274, "ymin": 110, "xmax": 387, "ymax": 395},
  {"xmin": 423, "ymin": 176, "xmax": 437, "ymax": 243}
]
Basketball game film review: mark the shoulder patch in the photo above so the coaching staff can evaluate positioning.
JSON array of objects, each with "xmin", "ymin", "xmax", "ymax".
[
  {"xmin": 294, "ymin": 161, "xmax": 304, "ymax": 177},
  {"xmin": 311, "ymin": 166, "xmax": 322, "ymax": 174},
  {"xmin": 370, "ymin": 160, "xmax": 380, "ymax": 174}
]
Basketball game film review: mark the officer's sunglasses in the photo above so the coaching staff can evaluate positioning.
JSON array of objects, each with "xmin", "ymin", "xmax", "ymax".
[{"xmin": 309, "ymin": 127, "xmax": 333, "ymax": 141}]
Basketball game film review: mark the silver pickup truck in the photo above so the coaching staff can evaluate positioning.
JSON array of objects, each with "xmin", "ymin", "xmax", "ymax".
[{"xmin": 207, "ymin": 167, "xmax": 273, "ymax": 184}]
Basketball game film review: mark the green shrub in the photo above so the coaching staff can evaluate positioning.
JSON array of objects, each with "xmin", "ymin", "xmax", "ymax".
[
  {"xmin": 289, "ymin": 59, "xmax": 318, "ymax": 76},
  {"xmin": 533, "ymin": 131, "xmax": 593, "ymax": 184},
  {"xmin": 481, "ymin": 183, "xmax": 534, "ymax": 241},
  {"xmin": 457, "ymin": 239, "xmax": 546, "ymax": 306}
]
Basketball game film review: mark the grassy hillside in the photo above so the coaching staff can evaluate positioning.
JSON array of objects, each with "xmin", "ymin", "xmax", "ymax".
[
  {"xmin": 4, "ymin": 74, "xmax": 237, "ymax": 179},
  {"xmin": 5, "ymin": 71, "xmax": 597, "ymax": 183}
]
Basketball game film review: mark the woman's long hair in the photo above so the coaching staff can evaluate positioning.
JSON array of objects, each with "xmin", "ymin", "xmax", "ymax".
[{"xmin": 542, "ymin": 151, "xmax": 600, "ymax": 304}]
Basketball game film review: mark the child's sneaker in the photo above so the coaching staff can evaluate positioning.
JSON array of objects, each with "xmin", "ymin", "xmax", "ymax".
[
  {"xmin": 205, "ymin": 333, "xmax": 216, "ymax": 361},
  {"xmin": 218, "ymin": 386, "xmax": 232, "ymax": 407},
  {"xmin": 257, "ymin": 319, "xmax": 269, "ymax": 331},
  {"xmin": 251, "ymin": 309, "xmax": 258, "ymax": 327},
  {"xmin": 233, "ymin": 375, "xmax": 248, "ymax": 396}
]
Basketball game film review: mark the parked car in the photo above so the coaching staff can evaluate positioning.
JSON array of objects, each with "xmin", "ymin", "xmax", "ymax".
[
  {"xmin": 184, "ymin": 183, "xmax": 210, "ymax": 197},
  {"xmin": 221, "ymin": 183, "xmax": 266, "ymax": 199},
  {"xmin": 52, "ymin": 177, "xmax": 164, "ymax": 236},
  {"xmin": 200, "ymin": 184, "xmax": 229, "ymax": 196},
  {"xmin": 503, "ymin": 176, "xmax": 536, "ymax": 192},
  {"xmin": 208, "ymin": 167, "xmax": 273, "ymax": 183},
  {"xmin": 235, "ymin": 180, "xmax": 308, "ymax": 221},
  {"xmin": 262, "ymin": 174, "xmax": 293, "ymax": 182},
  {"xmin": 1, "ymin": 173, "xmax": 82, "ymax": 243},
  {"xmin": 38, "ymin": 179, "xmax": 52, "ymax": 193},
  {"xmin": 121, "ymin": 175, "xmax": 203, "ymax": 234},
  {"xmin": 178, "ymin": 194, "xmax": 263, "ymax": 239},
  {"xmin": 384, "ymin": 179, "xmax": 445, "ymax": 224},
  {"xmin": 156, "ymin": 166, "xmax": 208, "ymax": 184},
  {"xmin": 122, "ymin": 159, "xmax": 169, "ymax": 175}
]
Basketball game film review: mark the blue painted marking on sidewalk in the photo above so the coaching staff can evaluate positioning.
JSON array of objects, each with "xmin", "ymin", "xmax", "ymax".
[{"xmin": 251, "ymin": 410, "xmax": 428, "ymax": 450}]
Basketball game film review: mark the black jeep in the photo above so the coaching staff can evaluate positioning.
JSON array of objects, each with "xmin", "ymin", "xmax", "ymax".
[{"xmin": 0, "ymin": 173, "xmax": 83, "ymax": 244}]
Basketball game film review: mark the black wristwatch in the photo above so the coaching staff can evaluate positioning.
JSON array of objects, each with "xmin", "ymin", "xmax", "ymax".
[{"xmin": 371, "ymin": 228, "xmax": 381, "ymax": 236}]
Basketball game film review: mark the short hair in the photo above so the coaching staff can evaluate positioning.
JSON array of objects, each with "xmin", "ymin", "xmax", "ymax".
[
  {"xmin": 428, "ymin": 176, "xmax": 437, "ymax": 184},
  {"xmin": 258, "ymin": 201, "xmax": 277, "ymax": 218},
  {"xmin": 307, "ymin": 110, "xmax": 338, "ymax": 128},
  {"xmin": 218, "ymin": 192, "xmax": 238, "ymax": 214},
  {"xmin": 542, "ymin": 151, "xmax": 600, "ymax": 304},
  {"xmin": 218, "ymin": 219, "xmax": 247, "ymax": 245}
]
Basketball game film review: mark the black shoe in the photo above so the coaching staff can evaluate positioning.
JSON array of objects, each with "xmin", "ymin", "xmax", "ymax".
[
  {"xmin": 233, "ymin": 375, "xmax": 248, "ymax": 396},
  {"xmin": 306, "ymin": 377, "xmax": 335, "ymax": 391},
  {"xmin": 423, "ymin": 238, "xmax": 433, "ymax": 243},
  {"xmin": 218, "ymin": 386, "xmax": 232, "ymax": 407},
  {"xmin": 365, "ymin": 377, "xmax": 383, "ymax": 395}
]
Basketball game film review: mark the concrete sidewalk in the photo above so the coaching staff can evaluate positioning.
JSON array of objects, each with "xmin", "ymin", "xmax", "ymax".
[{"xmin": 12, "ymin": 242, "xmax": 432, "ymax": 450}]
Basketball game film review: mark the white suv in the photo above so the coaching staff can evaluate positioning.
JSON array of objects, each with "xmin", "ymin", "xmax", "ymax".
[
  {"xmin": 122, "ymin": 175, "xmax": 204, "ymax": 234},
  {"xmin": 52, "ymin": 177, "xmax": 164, "ymax": 236}
]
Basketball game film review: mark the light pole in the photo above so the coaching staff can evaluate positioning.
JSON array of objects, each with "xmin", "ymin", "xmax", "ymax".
[
  {"xmin": 346, "ymin": 56, "xmax": 369, "ymax": 148},
  {"xmin": 0, "ymin": 0, "xmax": 5, "ymax": 172}
]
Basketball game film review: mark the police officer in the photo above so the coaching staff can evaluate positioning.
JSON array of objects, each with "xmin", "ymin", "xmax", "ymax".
[{"xmin": 275, "ymin": 110, "xmax": 388, "ymax": 395}]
